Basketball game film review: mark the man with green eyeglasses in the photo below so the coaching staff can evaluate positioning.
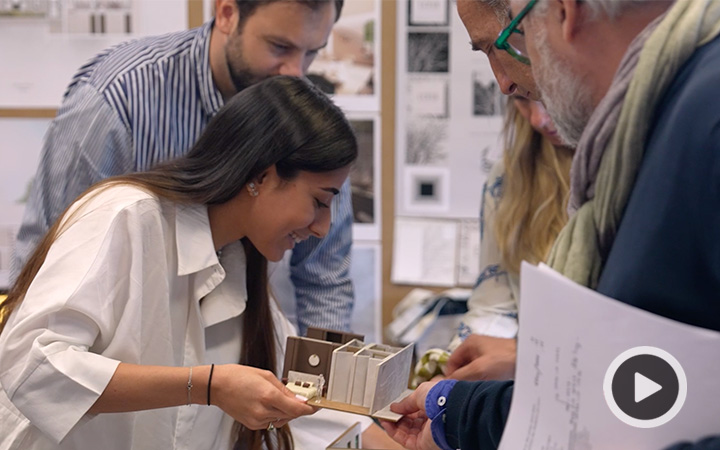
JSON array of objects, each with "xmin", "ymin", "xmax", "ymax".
[
  {"xmin": 428, "ymin": 0, "xmax": 558, "ymax": 392},
  {"xmin": 456, "ymin": 0, "xmax": 540, "ymax": 100},
  {"xmin": 381, "ymin": 0, "xmax": 720, "ymax": 449}
]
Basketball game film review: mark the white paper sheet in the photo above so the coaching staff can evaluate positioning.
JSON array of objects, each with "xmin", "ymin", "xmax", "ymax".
[
  {"xmin": 408, "ymin": 77, "xmax": 448, "ymax": 117},
  {"xmin": 456, "ymin": 219, "xmax": 480, "ymax": 287},
  {"xmin": 391, "ymin": 217, "xmax": 456, "ymax": 286},
  {"xmin": 499, "ymin": 263, "xmax": 720, "ymax": 450},
  {"xmin": 409, "ymin": 0, "xmax": 448, "ymax": 25}
]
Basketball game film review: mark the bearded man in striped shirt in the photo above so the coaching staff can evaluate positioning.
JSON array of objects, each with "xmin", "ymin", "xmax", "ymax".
[{"xmin": 12, "ymin": 0, "xmax": 353, "ymax": 336}]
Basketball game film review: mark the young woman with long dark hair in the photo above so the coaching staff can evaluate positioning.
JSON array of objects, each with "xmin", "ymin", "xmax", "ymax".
[{"xmin": 0, "ymin": 76, "xmax": 357, "ymax": 450}]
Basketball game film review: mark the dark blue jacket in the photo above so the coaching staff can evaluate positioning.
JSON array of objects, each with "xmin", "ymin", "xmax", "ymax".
[{"xmin": 444, "ymin": 34, "xmax": 720, "ymax": 450}]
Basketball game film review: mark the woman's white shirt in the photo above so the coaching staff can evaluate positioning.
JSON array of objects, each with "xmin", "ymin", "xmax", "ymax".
[{"xmin": 0, "ymin": 185, "xmax": 286, "ymax": 450}]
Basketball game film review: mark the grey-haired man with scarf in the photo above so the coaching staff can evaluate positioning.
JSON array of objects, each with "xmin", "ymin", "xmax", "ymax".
[{"xmin": 381, "ymin": 1, "xmax": 720, "ymax": 449}]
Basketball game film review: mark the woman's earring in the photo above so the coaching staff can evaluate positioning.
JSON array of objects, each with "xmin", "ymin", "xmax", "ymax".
[{"xmin": 247, "ymin": 182, "xmax": 259, "ymax": 197}]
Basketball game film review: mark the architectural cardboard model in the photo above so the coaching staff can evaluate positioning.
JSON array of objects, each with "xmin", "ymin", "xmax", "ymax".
[
  {"xmin": 282, "ymin": 328, "xmax": 413, "ymax": 421},
  {"xmin": 282, "ymin": 328, "xmax": 364, "ymax": 396}
]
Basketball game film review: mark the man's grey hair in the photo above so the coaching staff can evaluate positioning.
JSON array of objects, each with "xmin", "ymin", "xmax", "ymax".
[
  {"xmin": 476, "ymin": 0, "xmax": 511, "ymax": 26},
  {"xmin": 535, "ymin": 0, "xmax": 650, "ymax": 21}
]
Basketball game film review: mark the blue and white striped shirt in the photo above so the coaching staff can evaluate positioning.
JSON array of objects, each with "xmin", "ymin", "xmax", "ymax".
[{"xmin": 13, "ymin": 21, "xmax": 355, "ymax": 334}]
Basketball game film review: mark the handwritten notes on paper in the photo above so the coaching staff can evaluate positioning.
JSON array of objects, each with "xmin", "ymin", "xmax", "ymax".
[{"xmin": 499, "ymin": 263, "xmax": 720, "ymax": 450}]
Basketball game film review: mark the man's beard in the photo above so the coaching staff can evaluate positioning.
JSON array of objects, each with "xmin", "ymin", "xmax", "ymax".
[
  {"xmin": 534, "ymin": 27, "xmax": 594, "ymax": 147},
  {"xmin": 225, "ymin": 34, "xmax": 265, "ymax": 93},
  {"xmin": 227, "ymin": 58, "xmax": 263, "ymax": 93}
]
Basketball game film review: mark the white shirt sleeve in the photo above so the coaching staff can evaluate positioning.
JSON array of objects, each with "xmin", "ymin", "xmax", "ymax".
[{"xmin": 0, "ymin": 190, "xmax": 163, "ymax": 443}]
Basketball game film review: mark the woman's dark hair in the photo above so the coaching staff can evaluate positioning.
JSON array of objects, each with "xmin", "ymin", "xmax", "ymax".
[
  {"xmin": 2, "ymin": 75, "xmax": 357, "ymax": 450},
  {"xmin": 118, "ymin": 74, "xmax": 358, "ymax": 206}
]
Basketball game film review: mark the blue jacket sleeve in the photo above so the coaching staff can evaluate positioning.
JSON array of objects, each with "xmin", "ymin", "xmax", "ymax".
[
  {"xmin": 665, "ymin": 438, "xmax": 720, "ymax": 450},
  {"xmin": 444, "ymin": 380, "xmax": 514, "ymax": 450},
  {"xmin": 289, "ymin": 178, "xmax": 354, "ymax": 334},
  {"xmin": 12, "ymin": 83, "xmax": 132, "ymax": 282},
  {"xmin": 442, "ymin": 381, "xmax": 720, "ymax": 450}
]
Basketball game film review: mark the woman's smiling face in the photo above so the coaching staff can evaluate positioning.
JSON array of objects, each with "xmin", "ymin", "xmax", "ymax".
[{"xmin": 243, "ymin": 164, "xmax": 350, "ymax": 262}]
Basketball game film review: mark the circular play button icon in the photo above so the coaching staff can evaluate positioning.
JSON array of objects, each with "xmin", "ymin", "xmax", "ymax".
[{"xmin": 603, "ymin": 346, "xmax": 686, "ymax": 428}]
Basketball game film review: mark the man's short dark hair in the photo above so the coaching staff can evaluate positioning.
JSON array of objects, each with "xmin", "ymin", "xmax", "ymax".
[{"xmin": 235, "ymin": 0, "xmax": 344, "ymax": 28}]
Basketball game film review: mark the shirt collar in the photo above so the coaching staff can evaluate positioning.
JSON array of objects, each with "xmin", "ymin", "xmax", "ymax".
[
  {"xmin": 175, "ymin": 203, "xmax": 218, "ymax": 276},
  {"xmin": 174, "ymin": 203, "xmax": 248, "ymax": 327},
  {"xmin": 193, "ymin": 20, "xmax": 225, "ymax": 118},
  {"xmin": 203, "ymin": 241, "xmax": 248, "ymax": 327}
]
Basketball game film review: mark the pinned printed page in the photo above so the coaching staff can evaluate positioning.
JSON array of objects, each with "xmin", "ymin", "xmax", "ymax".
[{"xmin": 498, "ymin": 263, "xmax": 720, "ymax": 450}]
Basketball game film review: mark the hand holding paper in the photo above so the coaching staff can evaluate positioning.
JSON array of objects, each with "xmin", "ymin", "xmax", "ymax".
[{"xmin": 498, "ymin": 263, "xmax": 720, "ymax": 450}]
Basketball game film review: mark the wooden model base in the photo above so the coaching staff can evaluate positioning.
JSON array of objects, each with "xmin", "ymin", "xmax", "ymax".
[{"xmin": 308, "ymin": 390, "xmax": 413, "ymax": 422}]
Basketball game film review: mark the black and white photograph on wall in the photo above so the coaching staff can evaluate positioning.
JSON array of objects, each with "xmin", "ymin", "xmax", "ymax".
[
  {"xmin": 407, "ymin": 76, "xmax": 448, "ymax": 117},
  {"xmin": 407, "ymin": 0, "xmax": 448, "ymax": 26},
  {"xmin": 349, "ymin": 119, "xmax": 375, "ymax": 225},
  {"xmin": 407, "ymin": 32, "xmax": 449, "ymax": 73},
  {"xmin": 415, "ymin": 177, "xmax": 440, "ymax": 203},
  {"xmin": 346, "ymin": 114, "xmax": 380, "ymax": 241},
  {"xmin": 402, "ymin": 165, "xmax": 450, "ymax": 213},
  {"xmin": 307, "ymin": 0, "xmax": 378, "ymax": 101},
  {"xmin": 472, "ymin": 70, "xmax": 506, "ymax": 116},
  {"xmin": 405, "ymin": 118, "xmax": 448, "ymax": 165}
]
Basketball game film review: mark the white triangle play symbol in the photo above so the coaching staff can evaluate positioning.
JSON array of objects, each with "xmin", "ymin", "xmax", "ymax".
[{"xmin": 635, "ymin": 372, "xmax": 662, "ymax": 403}]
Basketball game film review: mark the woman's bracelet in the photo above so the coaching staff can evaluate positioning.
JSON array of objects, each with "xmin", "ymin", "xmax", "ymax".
[{"xmin": 186, "ymin": 366, "xmax": 193, "ymax": 406}]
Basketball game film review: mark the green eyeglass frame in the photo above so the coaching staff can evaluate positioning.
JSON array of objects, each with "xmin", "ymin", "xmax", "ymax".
[{"xmin": 494, "ymin": 0, "xmax": 538, "ymax": 65}]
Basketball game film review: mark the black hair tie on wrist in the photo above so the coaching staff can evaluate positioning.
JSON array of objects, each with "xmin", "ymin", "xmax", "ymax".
[{"xmin": 207, "ymin": 364, "xmax": 215, "ymax": 406}]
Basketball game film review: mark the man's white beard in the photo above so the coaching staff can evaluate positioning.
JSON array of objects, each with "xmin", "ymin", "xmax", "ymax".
[{"xmin": 534, "ymin": 27, "xmax": 594, "ymax": 148}]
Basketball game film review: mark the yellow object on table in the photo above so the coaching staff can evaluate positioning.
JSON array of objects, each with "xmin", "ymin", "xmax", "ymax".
[{"xmin": 0, "ymin": 294, "xmax": 7, "ymax": 323}]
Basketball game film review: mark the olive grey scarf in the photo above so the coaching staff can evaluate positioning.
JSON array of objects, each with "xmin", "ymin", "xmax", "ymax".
[{"xmin": 548, "ymin": 0, "xmax": 720, "ymax": 288}]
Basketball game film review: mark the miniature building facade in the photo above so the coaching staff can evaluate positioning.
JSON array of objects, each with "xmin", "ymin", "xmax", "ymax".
[
  {"xmin": 283, "ymin": 328, "xmax": 413, "ymax": 419},
  {"xmin": 282, "ymin": 327, "xmax": 364, "ymax": 396}
]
